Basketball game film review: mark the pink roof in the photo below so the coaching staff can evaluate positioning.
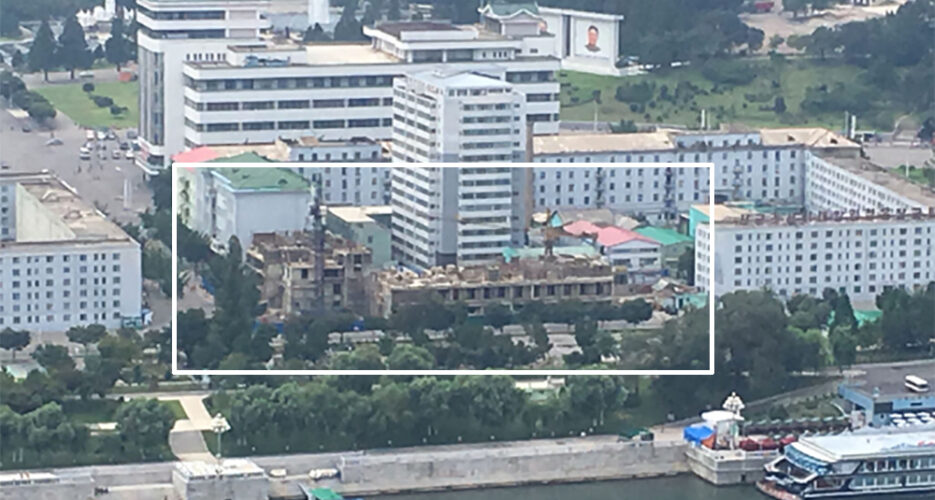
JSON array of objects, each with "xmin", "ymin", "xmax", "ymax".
[
  {"xmin": 563, "ymin": 220, "xmax": 601, "ymax": 236},
  {"xmin": 172, "ymin": 147, "xmax": 219, "ymax": 163},
  {"xmin": 596, "ymin": 226, "xmax": 660, "ymax": 247}
]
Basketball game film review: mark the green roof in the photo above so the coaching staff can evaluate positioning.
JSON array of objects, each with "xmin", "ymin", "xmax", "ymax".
[
  {"xmin": 211, "ymin": 167, "xmax": 310, "ymax": 191},
  {"xmin": 502, "ymin": 245, "xmax": 597, "ymax": 262},
  {"xmin": 210, "ymin": 152, "xmax": 274, "ymax": 163},
  {"xmin": 307, "ymin": 487, "xmax": 343, "ymax": 500},
  {"xmin": 634, "ymin": 226, "xmax": 693, "ymax": 246},
  {"xmin": 485, "ymin": 0, "xmax": 540, "ymax": 17}
]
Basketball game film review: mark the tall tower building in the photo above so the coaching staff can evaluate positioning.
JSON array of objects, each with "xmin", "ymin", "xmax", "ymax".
[
  {"xmin": 135, "ymin": 0, "xmax": 270, "ymax": 173},
  {"xmin": 390, "ymin": 71, "xmax": 529, "ymax": 269}
]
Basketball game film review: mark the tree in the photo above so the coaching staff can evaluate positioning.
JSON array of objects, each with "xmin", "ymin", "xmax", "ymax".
[
  {"xmin": 619, "ymin": 299, "xmax": 653, "ymax": 324},
  {"xmin": 768, "ymin": 34, "xmax": 784, "ymax": 50},
  {"xmin": 386, "ymin": 344, "xmax": 434, "ymax": 371},
  {"xmin": 105, "ymin": 17, "xmax": 131, "ymax": 71},
  {"xmin": 387, "ymin": 0, "xmax": 401, "ymax": 20},
  {"xmin": 303, "ymin": 22, "xmax": 330, "ymax": 42},
  {"xmin": 0, "ymin": 328, "xmax": 30, "ymax": 361},
  {"xmin": 0, "ymin": 72, "xmax": 26, "ymax": 100},
  {"xmin": 31, "ymin": 344, "xmax": 75, "ymax": 374},
  {"xmin": 330, "ymin": 345, "xmax": 386, "ymax": 393},
  {"xmin": 784, "ymin": 0, "xmax": 808, "ymax": 18},
  {"xmin": 333, "ymin": 0, "xmax": 365, "ymax": 41},
  {"xmin": 66, "ymin": 324, "xmax": 107, "ymax": 354},
  {"xmin": 805, "ymin": 26, "xmax": 837, "ymax": 60},
  {"xmin": 829, "ymin": 326, "xmax": 857, "ymax": 370},
  {"xmin": 82, "ymin": 82, "xmax": 95, "ymax": 93},
  {"xmin": 57, "ymin": 13, "xmax": 92, "ymax": 79},
  {"xmin": 677, "ymin": 247, "xmax": 695, "ymax": 284},
  {"xmin": 27, "ymin": 100, "xmax": 56, "ymax": 123},
  {"xmin": 115, "ymin": 399, "xmax": 174, "ymax": 459},
  {"xmin": 566, "ymin": 375, "xmax": 628, "ymax": 427},
  {"xmin": 361, "ymin": 3, "xmax": 377, "ymax": 26},
  {"xmin": 0, "ymin": 1, "xmax": 21, "ymax": 38},
  {"xmin": 11, "ymin": 49, "xmax": 24, "ymax": 68},
  {"xmin": 28, "ymin": 20, "xmax": 57, "ymax": 81},
  {"xmin": 484, "ymin": 303, "xmax": 512, "ymax": 330},
  {"xmin": 774, "ymin": 96, "xmax": 787, "ymax": 114}
]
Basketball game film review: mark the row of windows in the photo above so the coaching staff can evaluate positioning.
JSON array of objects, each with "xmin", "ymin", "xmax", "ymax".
[
  {"xmin": 0, "ymin": 311, "xmax": 121, "ymax": 325},
  {"xmin": 187, "ymin": 118, "xmax": 392, "ymax": 132}
]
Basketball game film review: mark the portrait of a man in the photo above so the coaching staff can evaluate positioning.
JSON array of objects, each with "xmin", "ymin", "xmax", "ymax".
[{"xmin": 585, "ymin": 25, "xmax": 600, "ymax": 52}]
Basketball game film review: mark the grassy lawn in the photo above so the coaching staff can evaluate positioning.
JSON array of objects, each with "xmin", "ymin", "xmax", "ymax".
[
  {"xmin": 162, "ymin": 400, "xmax": 188, "ymax": 420},
  {"xmin": 61, "ymin": 399, "xmax": 122, "ymax": 424},
  {"xmin": 559, "ymin": 59, "xmax": 888, "ymax": 130},
  {"xmin": 34, "ymin": 81, "xmax": 139, "ymax": 129}
]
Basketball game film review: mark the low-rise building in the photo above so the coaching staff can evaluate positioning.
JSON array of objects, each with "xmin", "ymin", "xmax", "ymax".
[
  {"xmin": 0, "ymin": 173, "xmax": 143, "ymax": 331},
  {"xmin": 634, "ymin": 225, "xmax": 694, "ymax": 275},
  {"xmin": 370, "ymin": 255, "xmax": 619, "ymax": 317},
  {"xmin": 839, "ymin": 367, "xmax": 935, "ymax": 428},
  {"xmin": 806, "ymin": 153, "xmax": 935, "ymax": 213},
  {"xmin": 172, "ymin": 459, "xmax": 269, "ymax": 500},
  {"xmin": 179, "ymin": 165, "xmax": 312, "ymax": 252},
  {"xmin": 326, "ymin": 206, "xmax": 392, "ymax": 268},
  {"xmin": 247, "ymin": 231, "xmax": 372, "ymax": 316},
  {"xmin": 0, "ymin": 471, "xmax": 93, "ymax": 500}
]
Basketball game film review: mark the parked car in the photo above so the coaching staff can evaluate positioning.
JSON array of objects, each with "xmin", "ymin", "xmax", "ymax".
[
  {"xmin": 79, "ymin": 71, "xmax": 94, "ymax": 79},
  {"xmin": 86, "ymin": 129, "xmax": 96, "ymax": 140},
  {"xmin": 105, "ymin": 130, "xmax": 117, "ymax": 141},
  {"xmin": 112, "ymin": 149, "xmax": 122, "ymax": 159},
  {"xmin": 268, "ymin": 469, "xmax": 287, "ymax": 479},
  {"xmin": 124, "ymin": 150, "xmax": 134, "ymax": 160},
  {"xmin": 125, "ymin": 129, "xmax": 138, "ymax": 140},
  {"xmin": 119, "ymin": 141, "xmax": 130, "ymax": 150},
  {"xmin": 96, "ymin": 130, "xmax": 107, "ymax": 140},
  {"xmin": 45, "ymin": 137, "xmax": 63, "ymax": 146},
  {"xmin": 21, "ymin": 124, "xmax": 31, "ymax": 133}
]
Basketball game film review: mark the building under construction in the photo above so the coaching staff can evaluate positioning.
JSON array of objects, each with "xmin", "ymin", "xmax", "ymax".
[
  {"xmin": 246, "ymin": 231, "xmax": 372, "ymax": 317},
  {"xmin": 369, "ymin": 255, "xmax": 622, "ymax": 318}
]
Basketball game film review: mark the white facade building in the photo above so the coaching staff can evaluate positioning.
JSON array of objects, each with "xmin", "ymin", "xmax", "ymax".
[
  {"xmin": 389, "ymin": 71, "xmax": 529, "ymax": 269},
  {"xmin": 179, "ymin": 17, "xmax": 559, "ymax": 150},
  {"xmin": 136, "ymin": 0, "xmax": 271, "ymax": 172},
  {"xmin": 695, "ymin": 211, "xmax": 935, "ymax": 303},
  {"xmin": 594, "ymin": 226, "xmax": 663, "ymax": 283},
  {"xmin": 806, "ymin": 153, "xmax": 932, "ymax": 213},
  {"xmin": 0, "ymin": 173, "xmax": 142, "ymax": 331},
  {"xmin": 531, "ymin": 128, "xmax": 860, "ymax": 223},
  {"xmin": 181, "ymin": 166, "xmax": 312, "ymax": 252}
]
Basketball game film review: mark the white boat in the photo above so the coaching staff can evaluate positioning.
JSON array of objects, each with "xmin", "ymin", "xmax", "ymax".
[{"xmin": 758, "ymin": 425, "xmax": 935, "ymax": 498}]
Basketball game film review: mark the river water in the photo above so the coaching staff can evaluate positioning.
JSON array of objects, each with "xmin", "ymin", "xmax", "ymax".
[{"xmin": 383, "ymin": 475, "xmax": 920, "ymax": 500}]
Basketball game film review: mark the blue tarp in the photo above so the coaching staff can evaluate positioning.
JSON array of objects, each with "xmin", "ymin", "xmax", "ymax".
[{"xmin": 683, "ymin": 424, "xmax": 714, "ymax": 444}]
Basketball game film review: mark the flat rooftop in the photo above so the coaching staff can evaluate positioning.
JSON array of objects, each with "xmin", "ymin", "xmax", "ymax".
[
  {"xmin": 534, "ymin": 132, "xmax": 676, "ymax": 155},
  {"xmin": 374, "ymin": 21, "xmax": 460, "ymax": 37},
  {"xmin": 211, "ymin": 167, "xmax": 309, "ymax": 191},
  {"xmin": 792, "ymin": 426, "xmax": 935, "ymax": 462},
  {"xmin": 327, "ymin": 205, "xmax": 390, "ymax": 224},
  {"xmin": 533, "ymin": 128, "xmax": 858, "ymax": 155},
  {"xmin": 304, "ymin": 43, "xmax": 398, "ymax": 65},
  {"xmin": 175, "ymin": 459, "xmax": 265, "ymax": 479},
  {"xmin": 0, "ymin": 173, "xmax": 134, "ymax": 246},
  {"xmin": 411, "ymin": 70, "xmax": 511, "ymax": 90},
  {"xmin": 818, "ymin": 155, "xmax": 935, "ymax": 207}
]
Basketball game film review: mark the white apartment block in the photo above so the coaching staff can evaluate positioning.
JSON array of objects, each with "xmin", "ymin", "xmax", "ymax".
[
  {"xmin": 179, "ymin": 18, "xmax": 559, "ymax": 150},
  {"xmin": 695, "ymin": 211, "xmax": 935, "ymax": 304},
  {"xmin": 136, "ymin": 0, "xmax": 271, "ymax": 172},
  {"xmin": 806, "ymin": 153, "xmax": 932, "ymax": 213},
  {"xmin": 389, "ymin": 71, "xmax": 528, "ymax": 269},
  {"xmin": 532, "ymin": 128, "xmax": 860, "ymax": 223},
  {"xmin": 0, "ymin": 173, "xmax": 142, "ymax": 331},
  {"xmin": 180, "ymin": 166, "xmax": 312, "ymax": 252}
]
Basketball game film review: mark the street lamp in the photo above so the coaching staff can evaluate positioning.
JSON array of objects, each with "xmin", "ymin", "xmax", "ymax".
[{"xmin": 210, "ymin": 413, "xmax": 231, "ymax": 459}]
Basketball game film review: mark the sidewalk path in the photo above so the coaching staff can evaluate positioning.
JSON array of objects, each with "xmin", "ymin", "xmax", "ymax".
[{"xmin": 158, "ymin": 394, "xmax": 217, "ymax": 462}]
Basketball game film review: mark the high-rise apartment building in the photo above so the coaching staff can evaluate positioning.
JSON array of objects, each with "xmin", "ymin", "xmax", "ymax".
[
  {"xmin": 136, "ymin": 0, "xmax": 270, "ymax": 172},
  {"xmin": 389, "ymin": 71, "xmax": 529, "ymax": 269}
]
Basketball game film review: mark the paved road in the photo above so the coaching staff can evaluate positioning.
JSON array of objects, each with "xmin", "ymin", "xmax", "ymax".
[{"xmin": 18, "ymin": 64, "xmax": 137, "ymax": 88}]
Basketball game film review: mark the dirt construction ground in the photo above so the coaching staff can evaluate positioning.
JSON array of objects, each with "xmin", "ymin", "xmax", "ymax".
[{"xmin": 741, "ymin": 0, "xmax": 909, "ymax": 53}]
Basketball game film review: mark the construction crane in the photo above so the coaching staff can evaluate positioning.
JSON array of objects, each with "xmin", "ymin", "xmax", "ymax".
[{"xmin": 305, "ymin": 172, "xmax": 326, "ymax": 312}]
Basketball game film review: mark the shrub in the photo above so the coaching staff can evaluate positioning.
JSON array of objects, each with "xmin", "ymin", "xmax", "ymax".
[
  {"xmin": 109, "ymin": 105, "xmax": 126, "ymax": 115},
  {"xmin": 614, "ymin": 81, "xmax": 654, "ymax": 103},
  {"xmin": 91, "ymin": 95, "xmax": 114, "ymax": 108},
  {"xmin": 27, "ymin": 100, "xmax": 56, "ymax": 122},
  {"xmin": 701, "ymin": 59, "xmax": 757, "ymax": 86},
  {"xmin": 82, "ymin": 82, "xmax": 95, "ymax": 93}
]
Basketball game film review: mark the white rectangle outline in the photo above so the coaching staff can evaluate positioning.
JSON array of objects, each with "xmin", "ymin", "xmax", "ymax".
[{"xmin": 172, "ymin": 162, "xmax": 715, "ymax": 376}]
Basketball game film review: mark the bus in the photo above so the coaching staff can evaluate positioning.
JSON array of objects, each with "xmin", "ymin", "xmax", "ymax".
[{"xmin": 905, "ymin": 375, "xmax": 929, "ymax": 393}]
